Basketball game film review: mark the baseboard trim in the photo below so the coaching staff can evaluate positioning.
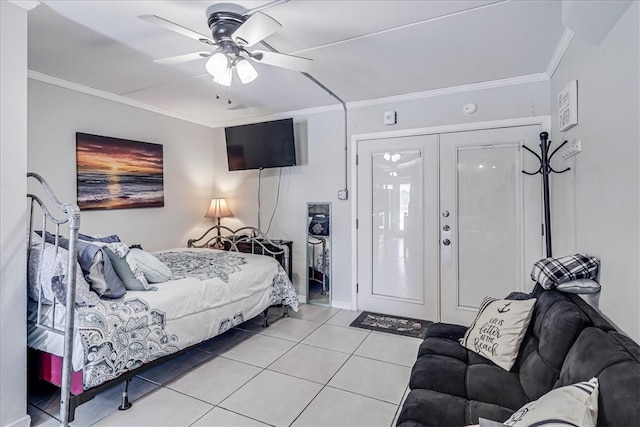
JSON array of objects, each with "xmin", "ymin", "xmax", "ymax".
[{"xmin": 4, "ymin": 415, "xmax": 30, "ymax": 427}]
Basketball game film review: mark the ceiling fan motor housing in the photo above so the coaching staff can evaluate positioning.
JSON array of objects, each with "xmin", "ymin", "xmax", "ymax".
[{"xmin": 207, "ymin": 11, "xmax": 246, "ymax": 44}]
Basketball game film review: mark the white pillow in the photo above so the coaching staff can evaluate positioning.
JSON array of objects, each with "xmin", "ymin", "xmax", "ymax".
[
  {"xmin": 460, "ymin": 297, "xmax": 536, "ymax": 371},
  {"xmin": 130, "ymin": 248, "xmax": 172, "ymax": 283},
  {"xmin": 556, "ymin": 278, "xmax": 601, "ymax": 294},
  {"xmin": 503, "ymin": 377, "xmax": 599, "ymax": 426}
]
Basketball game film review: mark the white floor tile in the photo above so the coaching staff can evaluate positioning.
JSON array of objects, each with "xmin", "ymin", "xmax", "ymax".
[
  {"xmin": 268, "ymin": 343, "xmax": 350, "ymax": 384},
  {"xmin": 354, "ymin": 332, "xmax": 421, "ymax": 367},
  {"xmin": 289, "ymin": 304, "xmax": 340, "ymax": 323},
  {"xmin": 302, "ymin": 324, "xmax": 369, "ymax": 354},
  {"xmin": 292, "ymin": 386, "xmax": 397, "ymax": 427},
  {"xmin": 392, "ymin": 386, "xmax": 411, "ymax": 427},
  {"xmin": 196, "ymin": 328, "xmax": 254, "ymax": 354},
  {"xmin": 218, "ymin": 333, "xmax": 296, "ymax": 367},
  {"xmin": 33, "ymin": 377, "xmax": 159, "ymax": 426},
  {"xmin": 167, "ymin": 356, "xmax": 262, "ymax": 405},
  {"xmin": 95, "ymin": 387, "xmax": 212, "ymax": 426},
  {"xmin": 325, "ymin": 309, "xmax": 363, "ymax": 327},
  {"xmin": 220, "ymin": 370, "xmax": 322, "ymax": 427},
  {"xmin": 191, "ymin": 407, "xmax": 270, "ymax": 427},
  {"xmin": 328, "ymin": 355, "xmax": 411, "ymax": 404},
  {"xmin": 28, "ymin": 404, "xmax": 59, "ymax": 427},
  {"xmin": 258, "ymin": 317, "xmax": 321, "ymax": 342},
  {"xmin": 137, "ymin": 348, "xmax": 215, "ymax": 385}
]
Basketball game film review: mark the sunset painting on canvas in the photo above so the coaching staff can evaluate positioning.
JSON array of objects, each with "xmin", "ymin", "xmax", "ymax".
[{"xmin": 76, "ymin": 133, "xmax": 164, "ymax": 210}]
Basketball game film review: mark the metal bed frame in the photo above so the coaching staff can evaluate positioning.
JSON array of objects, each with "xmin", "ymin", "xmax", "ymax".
[{"xmin": 27, "ymin": 174, "xmax": 292, "ymax": 425}]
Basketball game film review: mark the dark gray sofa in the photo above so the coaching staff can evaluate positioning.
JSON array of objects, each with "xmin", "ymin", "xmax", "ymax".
[{"xmin": 397, "ymin": 290, "xmax": 640, "ymax": 426}]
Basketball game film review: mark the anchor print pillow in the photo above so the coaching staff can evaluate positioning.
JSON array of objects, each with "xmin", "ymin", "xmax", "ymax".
[{"xmin": 460, "ymin": 296, "xmax": 536, "ymax": 371}]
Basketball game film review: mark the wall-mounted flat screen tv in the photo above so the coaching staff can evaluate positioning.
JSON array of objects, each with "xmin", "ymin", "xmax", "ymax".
[{"xmin": 225, "ymin": 118, "xmax": 296, "ymax": 171}]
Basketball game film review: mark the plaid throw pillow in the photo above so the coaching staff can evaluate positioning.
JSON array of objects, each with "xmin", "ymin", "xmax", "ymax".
[{"xmin": 530, "ymin": 254, "xmax": 600, "ymax": 290}]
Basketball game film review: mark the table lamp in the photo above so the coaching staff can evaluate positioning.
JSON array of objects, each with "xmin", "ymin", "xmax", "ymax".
[{"xmin": 205, "ymin": 198, "xmax": 234, "ymax": 249}]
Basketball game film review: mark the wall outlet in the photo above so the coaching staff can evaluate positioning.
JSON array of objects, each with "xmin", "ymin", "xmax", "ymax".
[{"xmin": 561, "ymin": 140, "xmax": 582, "ymax": 160}]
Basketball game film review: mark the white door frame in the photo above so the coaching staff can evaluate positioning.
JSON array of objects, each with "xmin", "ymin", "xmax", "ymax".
[{"xmin": 350, "ymin": 115, "xmax": 551, "ymax": 313}]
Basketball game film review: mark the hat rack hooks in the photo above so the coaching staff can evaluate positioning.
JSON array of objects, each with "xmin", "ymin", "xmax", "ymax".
[{"xmin": 522, "ymin": 131, "xmax": 571, "ymax": 257}]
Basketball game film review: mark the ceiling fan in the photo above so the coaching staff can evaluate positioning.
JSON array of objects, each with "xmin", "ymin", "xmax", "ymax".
[{"xmin": 140, "ymin": 2, "xmax": 312, "ymax": 94}]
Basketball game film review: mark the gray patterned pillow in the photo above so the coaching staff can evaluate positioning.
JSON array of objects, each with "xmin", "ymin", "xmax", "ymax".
[
  {"xmin": 460, "ymin": 297, "xmax": 536, "ymax": 371},
  {"xmin": 28, "ymin": 235, "xmax": 100, "ymax": 306}
]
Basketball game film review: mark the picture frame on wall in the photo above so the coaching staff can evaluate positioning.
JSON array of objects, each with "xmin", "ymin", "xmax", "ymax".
[
  {"xmin": 76, "ymin": 132, "xmax": 164, "ymax": 210},
  {"xmin": 558, "ymin": 80, "xmax": 578, "ymax": 132}
]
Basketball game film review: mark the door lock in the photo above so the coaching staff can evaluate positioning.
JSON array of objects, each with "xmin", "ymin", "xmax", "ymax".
[
  {"xmin": 442, "ymin": 211, "xmax": 450, "ymax": 217},
  {"xmin": 443, "ymin": 239, "xmax": 451, "ymax": 246},
  {"xmin": 442, "ymin": 225, "xmax": 450, "ymax": 231}
]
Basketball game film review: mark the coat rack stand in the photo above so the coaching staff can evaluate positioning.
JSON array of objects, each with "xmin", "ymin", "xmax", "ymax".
[{"xmin": 522, "ymin": 132, "xmax": 570, "ymax": 257}]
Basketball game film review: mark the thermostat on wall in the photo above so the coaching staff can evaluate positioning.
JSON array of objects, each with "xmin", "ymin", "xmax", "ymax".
[{"xmin": 384, "ymin": 111, "xmax": 397, "ymax": 125}]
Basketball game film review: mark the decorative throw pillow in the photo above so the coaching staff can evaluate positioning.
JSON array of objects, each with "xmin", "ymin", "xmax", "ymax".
[
  {"xmin": 556, "ymin": 278, "xmax": 601, "ymax": 294},
  {"xmin": 503, "ymin": 377, "xmax": 599, "ymax": 426},
  {"xmin": 28, "ymin": 235, "xmax": 100, "ymax": 306},
  {"xmin": 530, "ymin": 254, "xmax": 599, "ymax": 290},
  {"xmin": 102, "ymin": 245, "xmax": 154, "ymax": 291},
  {"xmin": 460, "ymin": 297, "xmax": 536, "ymax": 371},
  {"xmin": 129, "ymin": 248, "xmax": 172, "ymax": 283},
  {"xmin": 78, "ymin": 233, "xmax": 121, "ymax": 243}
]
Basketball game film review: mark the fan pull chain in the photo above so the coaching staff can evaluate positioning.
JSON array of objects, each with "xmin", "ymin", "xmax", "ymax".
[
  {"xmin": 215, "ymin": 82, "xmax": 220, "ymax": 100},
  {"xmin": 227, "ymin": 82, "xmax": 232, "ymax": 104}
]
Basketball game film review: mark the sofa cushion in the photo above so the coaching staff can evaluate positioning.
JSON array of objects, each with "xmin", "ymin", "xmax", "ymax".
[
  {"xmin": 466, "ymin": 364, "xmax": 529, "ymax": 411},
  {"xmin": 557, "ymin": 328, "xmax": 640, "ymax": 427},
  {"xmin": 514, "ymin": 291, "xmax": 592, "ymax": 401},
  {"xmin": 410, "ymin": 354, "xmax": 468, "ymax": 398},
  {"xmin": 397, "ymin": 389, "xmax": 514, "ymax": 427}
]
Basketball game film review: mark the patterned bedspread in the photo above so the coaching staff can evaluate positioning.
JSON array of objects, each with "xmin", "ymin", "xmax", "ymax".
[{"xmin": 29, "ymin": 249, "xmax": 299, "ymax": 390}]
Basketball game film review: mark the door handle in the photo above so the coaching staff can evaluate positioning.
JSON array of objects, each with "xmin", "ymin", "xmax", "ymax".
[{"xmin": 443, "ymin": 239, "xmax": 451, "ymax": 246}]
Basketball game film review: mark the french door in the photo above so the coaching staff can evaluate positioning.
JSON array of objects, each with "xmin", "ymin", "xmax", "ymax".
[
  {"xmin": 439, "ymin": 125, "xmax": 542, "ymax": 324},
  {"xmin": 356, "ymin": 125, "xmax": 542, "ymax": 324},
  {"xmin": 356, "ymin": 135, "xmax": 439, "ymax": 320}
]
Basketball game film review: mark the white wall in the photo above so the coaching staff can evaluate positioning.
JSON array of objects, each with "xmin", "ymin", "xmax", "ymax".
[
  {"xmin": 28, "ymin": 80, "xmax": 218, "ymax": 251},
  {"xmin": 0, "ymin": 2, "xmax": 29, "ymax": 426},
  {"xmin": 213, "ymin": 80, "xmax": 551, "ymax": 304},
  {"xmin": 550, "ymin": 2, "xmax": 639, "ymax": 340}
]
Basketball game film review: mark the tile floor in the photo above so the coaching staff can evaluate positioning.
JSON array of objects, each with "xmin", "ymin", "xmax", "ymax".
[{"xmin": 28, "ymin": 304, "xmax": 421, "ymax": 427}]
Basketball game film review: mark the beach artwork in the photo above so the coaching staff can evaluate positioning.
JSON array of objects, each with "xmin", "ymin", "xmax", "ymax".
[{"xmin": 76, "ymin": 133, "xmax": 164, "ymax": 210}]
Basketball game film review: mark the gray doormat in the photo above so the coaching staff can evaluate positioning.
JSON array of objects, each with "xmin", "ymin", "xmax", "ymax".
[{"xmin": 350, "ymin": 311, "xmax": 432, "ymax": 339}]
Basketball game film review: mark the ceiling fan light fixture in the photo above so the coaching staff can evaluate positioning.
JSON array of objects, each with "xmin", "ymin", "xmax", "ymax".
[
  {"xmin": 213, "ymin": 68, "xmax": 232, "ymax": 87},
  {"xmin": 206, "ymin": 52, "xmax": 229, "ymax": 77},
  {"xmin": 236, "ymin": 58, "xmax": 258, "ymax": 84}
]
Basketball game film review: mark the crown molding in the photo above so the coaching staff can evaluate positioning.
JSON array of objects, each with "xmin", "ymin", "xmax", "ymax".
[
  {"xmin": 346, "ymin": 73, "xmax": 549, "ymax": 110},
  {"xmin": 7, "ymin": 1, "xmax": 40, "ymax": 11},
  {"xmin": 28, "ymin": 70, "xmax": 216, "ymax": 128},
  {"xmin": 545, "ymin": 28, "xmax": 575, "ymax": 79},
  {"xmin": 208, "ymin": 103, "xmax": 343, "ymax": 128}
]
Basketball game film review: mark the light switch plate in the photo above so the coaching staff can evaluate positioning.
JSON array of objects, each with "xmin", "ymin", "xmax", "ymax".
[{"xmin": 561, "ymin": 140, "xmax": 582, "ymax": 160}]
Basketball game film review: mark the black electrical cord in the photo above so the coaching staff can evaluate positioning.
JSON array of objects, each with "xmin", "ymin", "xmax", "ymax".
[{"xmin": 265, "ymin": 168, "xmax": 283, "ymax": 236}]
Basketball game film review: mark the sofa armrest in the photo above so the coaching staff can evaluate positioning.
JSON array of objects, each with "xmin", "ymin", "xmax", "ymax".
[{"xmin": 425, "ymin": 323, "xmax": 468, "ymax": 341}]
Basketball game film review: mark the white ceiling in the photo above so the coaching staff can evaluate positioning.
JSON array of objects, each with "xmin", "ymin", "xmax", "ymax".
[{"xmin": 27, "ymin": 0, "xmax": 566, "ymax": 128}]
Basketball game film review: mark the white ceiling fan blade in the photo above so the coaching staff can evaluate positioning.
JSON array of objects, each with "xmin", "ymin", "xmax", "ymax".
[
  {"xmin": 252, "ymin": 50, "xmax": 312, "ymax": 73},
  {"xmin": 153, "ymin": 52, "xmax": 212, "ymax": 65},
  {"xmin": 139, "ymin": 15, "xmax": 215, "ymax": 46},
  {"xmin": 232, "ymin": 12, "xmax": 282, "ymax": 47}
]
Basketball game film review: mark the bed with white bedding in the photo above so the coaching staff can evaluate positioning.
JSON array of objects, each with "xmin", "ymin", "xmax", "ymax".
[{"xmin": 26, "ymin": 173, "xmax": 298, "ymax": 425}]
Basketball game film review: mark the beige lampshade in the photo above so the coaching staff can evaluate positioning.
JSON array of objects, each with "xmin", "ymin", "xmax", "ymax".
[{"xmin": 205, "ymin": 198, "xmax": 234, "ymax": 218}]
